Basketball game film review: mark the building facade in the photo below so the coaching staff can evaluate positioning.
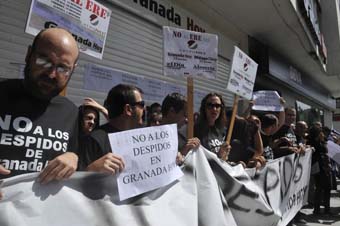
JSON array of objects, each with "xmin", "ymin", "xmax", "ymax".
[{"xmin": 0, "ymin": 0, "xmax": 338, "ymax": 127}]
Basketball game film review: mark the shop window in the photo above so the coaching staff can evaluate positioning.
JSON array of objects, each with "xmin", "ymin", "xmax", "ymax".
[
  {"xmin": 296, "ymin": 100, "xmax": 324, "ymax": 126},
  {"xmin": 336, "ymin": 98, "xmax": 340, "ymax": 109}
]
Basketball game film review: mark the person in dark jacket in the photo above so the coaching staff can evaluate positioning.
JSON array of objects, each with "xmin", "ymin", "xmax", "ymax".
[{"xmin": 307, "ymin": 125, "xmax": 332, "ymax": 215}]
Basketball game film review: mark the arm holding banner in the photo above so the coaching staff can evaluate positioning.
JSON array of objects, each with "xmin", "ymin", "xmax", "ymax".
[
  {"xmin": 86, "ymin": 153, "xmax": 125, "ymax": 174},
  {"xmin": 247, "ymin": 130, "xmax": 266, "ymax": 169},
  {"xmin": 277, "ymin": 98, "xmax": 286, "ymax": 131},
  {"xmin": 38, "ymin": 152, "xmax": 78, "ymax": 184},
  {"xmin": 179, "ymin": 137, "xmax": 201, "ymax": 156},
  {"xmin": 0, "ymin": 165, "xmax": 10, "ymax": 200},
  {"xmin": 218, "ymin": 143, "xmax": 231, "ymax": 161},
  {"xmin": 242, "ymin": 100, "xmax": 255, "ymax": 118}
]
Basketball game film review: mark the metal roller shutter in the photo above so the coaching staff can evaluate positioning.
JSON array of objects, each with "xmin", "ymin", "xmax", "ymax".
[{"xmin": 0, "ymin": 0, "xmax": 234, "ymax": 110}]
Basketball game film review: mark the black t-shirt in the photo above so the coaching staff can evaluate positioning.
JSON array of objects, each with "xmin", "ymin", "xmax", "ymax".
[
  {"xmin": 272, "ymin": 124, "xmax": 297, "ymax": 158},
  {"xmin": 273, "ymin": 124, "xmax": 297, "ymax": 145},
  {"xmin": 227, "ymin": 118, "xmax": 253, "ymax": 163},
  {"xmin": 177, "ymin": 131, "xmax": 187, "ymax": 152},
  {"xmin": 78, "ymin": 123, "xmax": 121, "ymax": 170},
  {"xmin": 0, "ymin": 79, "xmax": 78, "ymax": 178},
  {"xmin": 195, "ymin": 125, "xmax": 226, "ymax": 154},
  {"xmin": 260, "ymin": 131, "xmax": 274, "ymax": 160}
]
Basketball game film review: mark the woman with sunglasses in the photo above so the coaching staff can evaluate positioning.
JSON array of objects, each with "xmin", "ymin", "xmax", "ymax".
[{"xmin": 194, "ymin": 93, "xmax": 229, "ymax": 160}]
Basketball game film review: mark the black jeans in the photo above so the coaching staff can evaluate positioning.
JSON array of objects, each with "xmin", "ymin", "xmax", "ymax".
[{"xmin": 314, "ymin": 173, "xmax": 331, "ymax": 212}]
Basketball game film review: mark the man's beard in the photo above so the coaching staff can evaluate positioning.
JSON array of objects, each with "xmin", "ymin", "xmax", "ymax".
[
  {"xmin": 23, "ymin": 64, "xmax": 65, "ymax": 100},
  {"xmin": 132, "ymin": 109, "xmax": 143, "ymax": 128}
]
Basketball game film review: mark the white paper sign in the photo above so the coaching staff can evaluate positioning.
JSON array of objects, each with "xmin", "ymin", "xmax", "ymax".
[
  {"xmin": 327, "ymin": 140, "xmax": 340, "ymax": 164},
  {"xmin": 25, "ymin": 0, "xmax": 111, "ymax": 59},
  {"xmin": 163, "ymin": 26, "xmax": 218, "ymax": 78},
  {"xmin": 252, "ymin": 90, "xmax": 283, "ymax": 112},
  {"xmin": 227, "ymin": 46, "xmax": 258, "ymax": 99},
  {"xmin": 108, "ymin": 124, "xmax": 183, "ymax": 200}
]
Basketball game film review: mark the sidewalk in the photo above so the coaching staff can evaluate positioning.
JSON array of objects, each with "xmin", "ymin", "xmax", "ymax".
[{"xmin": 293, "ymin": 182, "xmax": 340, "ymax": 226}]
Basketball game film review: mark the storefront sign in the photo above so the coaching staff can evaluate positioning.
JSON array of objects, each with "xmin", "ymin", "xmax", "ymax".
[
  {"xmin": 227, "ymin": 46, "xmax": 258, "ymax": 99},
  {"xmin": 163, "ymin": 26, "xmax": 218, "ymax": 78},
  {"xmin": 25, "ymin": 0, "xmax": 111, "ymax": 59},
  {"xmin": 131, "ymin": 0, "xmax": 206, "ymax": 32},
  {"xmin": 108, "ymin": 124, "xmax": 183, "ymax": 200}
]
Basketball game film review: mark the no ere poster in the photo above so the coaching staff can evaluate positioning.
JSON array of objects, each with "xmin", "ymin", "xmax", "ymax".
[{"xmin": 25, "ymin": 0, "xmax": 111, "ymax": 59}]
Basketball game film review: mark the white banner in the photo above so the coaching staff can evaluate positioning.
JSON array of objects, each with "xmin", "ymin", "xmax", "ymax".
[
  {"xmin": 25, "ymin": 0, "xmax": 111, "ymax": 59},
  {"xmin": 327, "ymin": 140, "xmax": 340, "ymax": 164},
  {"xmin": 252, "ymin": 90, "xmax": 283, "ymax": 112},
  {"xmin": 108, "ymin": 124, "xmax": 183, "ymax": 200},
  {"xmin": 0, "ymin": 147, "xmax": 311, "ymax": 226},
  {"xmin": 163, "ymin": 26, "xmax": 218, "ymax": 78},
  {"xmin": 227, "ymin": 46, "xmax": 258, "ymax": 100}
]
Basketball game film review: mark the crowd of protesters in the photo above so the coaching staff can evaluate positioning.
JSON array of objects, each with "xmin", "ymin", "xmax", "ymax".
[
  {"xmin": 75, "ymin": 88, "xmax": 340, "ymax": 218},
  {"xmin": 1, "ymin": 28, "xmax": 340, "ymax": 221}
]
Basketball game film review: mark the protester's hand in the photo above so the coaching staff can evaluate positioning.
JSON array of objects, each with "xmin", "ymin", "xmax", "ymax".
[
  {"xmin": 38, "ymin": 152, "xmax": 78, "ymax": 184},
  {"xmin": 0, "ymin": 165, "xmax": 10, "ymax": 176},
  {"xmin": 218, "ymin": 143, "xmax": 231, "ymax": 161},
  {"xmin": 291, "ymin": 146, "xmax": 300, "ymax": 154},
  {"xmin": 83, "ymin": 97, "xmax": 108, "ymax": 119},
  {"xmin": 86, "ymin": 153, "xmax": 125, "ymax": 175},
  {"xmin": 297, "ymin": 144, "xmax": 306, "ymax": 155},
  {"xmin": 0, "ymin": 165, "xmax": 10, "ymax": 200},
  {"xmin": 180, "ymin": 137, "xmax": 200, "ymax": 156},
  {"xmin": 256, "ymin": 156, "xmax": 266, "ymax": 167},
  {"xmin": 237, "ymin": 161, "xmax": 247, "ymax": 168},
  {"xmin": 273, "ymin": 137, "xmax": 291, "ymax": 149},
  {"xmin": 247, "ymin": 156, "xmax": 266, "ymax": 169},
  {"xmin": 176, "ymin": 152, "xmax": 184, "ymax": 166},
  {"xmin": 83, "ymin": 97, "xmax": 104, "ymax": 110},
  {"xmin": 279, "ymin": 97, "xmax": 286, "ymax": 106}
]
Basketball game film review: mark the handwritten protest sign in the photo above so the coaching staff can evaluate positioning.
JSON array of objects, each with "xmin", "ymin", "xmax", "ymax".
[
  {"xmin": 108, "ymin": 124, "xmax": 183, "ymax": 200},
  {"xmin": 226, "ymin": 46, "xmax": 258, "ymax": 100},
  {"xmin": 252, "ymin": 90, "xmax": 283, "ymax": 112},
  {"xmin": 163, "ymin": 26, "xmax": 218, "ymax": 78}
]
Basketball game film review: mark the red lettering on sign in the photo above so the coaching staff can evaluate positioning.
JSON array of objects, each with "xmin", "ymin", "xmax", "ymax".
[{"xmin": 86, "ymin": 0, "xmax": 109, "ymax": 19}]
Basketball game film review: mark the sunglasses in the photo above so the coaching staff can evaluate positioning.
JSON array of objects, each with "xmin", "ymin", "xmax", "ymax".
[
  {"xmin": 206, "ymin": 103, "xmax": 222, "ymax": 109},
  {"xmin": 130, "ymin": 100, "xmax": 145, "ymax": 108}
]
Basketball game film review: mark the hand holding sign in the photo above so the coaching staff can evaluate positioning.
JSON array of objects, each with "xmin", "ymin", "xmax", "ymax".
[
  {"xmin": 108, "ymin": 124, "xmax": 183, "ymax": 200},
  {"xmin": 252, "ymin": 90, "xmax": 284, "ymax": 112},
  {"xmin": 86, "ymin": 153, "xmax": 125, "ymax": 174}
]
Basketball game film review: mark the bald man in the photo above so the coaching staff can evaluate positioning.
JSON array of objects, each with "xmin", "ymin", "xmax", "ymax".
[{"xmin": 0, "ymin": 28, "xmax": 79, "ymax": 194}]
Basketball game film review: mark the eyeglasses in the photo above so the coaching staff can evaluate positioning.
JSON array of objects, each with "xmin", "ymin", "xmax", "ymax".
[
  {"xmin": 206, "ymin": 103, "xmax": 222, "ymax": 109},
  {"xmin": 130, "ymin": 100, "xmax": 145, "ymax": 108},
  {"xmin": 35, "ymin": 57, "xmax": 72, "ymax": 76}
]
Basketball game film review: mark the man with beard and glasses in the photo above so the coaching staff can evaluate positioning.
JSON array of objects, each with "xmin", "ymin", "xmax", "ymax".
[
  {"xmin": 78, "ymin": 84, "xmax": 145, "ymax": 174},
  {"xmin": 0, "ymin": 28, "xmax": 79, "ymax": 199}
]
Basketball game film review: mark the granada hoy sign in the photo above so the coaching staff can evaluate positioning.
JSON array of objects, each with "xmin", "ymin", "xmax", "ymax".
[{"xmin": 25, "ymin": 0, "xmax": 111, "ymax": 59}]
